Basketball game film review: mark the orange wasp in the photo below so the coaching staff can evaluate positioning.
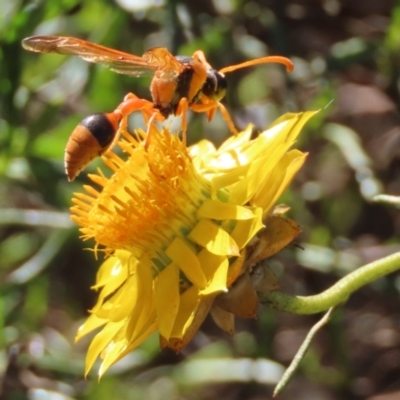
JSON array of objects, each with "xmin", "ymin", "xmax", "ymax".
[{"xmin": 22, "ymin": 35, "xmax": 294, "ymax": 181}]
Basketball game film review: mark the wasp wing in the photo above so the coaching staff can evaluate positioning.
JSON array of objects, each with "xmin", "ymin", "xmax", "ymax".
[
  {"xmin": 143, "ymin": 47, "xmax": 185, "ymax": 79},
  {"xmin": 22, "ymin": 35, "xmax": 158, "ymax": 77}
]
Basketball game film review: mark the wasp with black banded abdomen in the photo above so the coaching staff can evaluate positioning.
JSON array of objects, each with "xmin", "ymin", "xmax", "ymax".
[{"xmin": 22, "ymin": 35, "xmax": 293, "ymax": 181}]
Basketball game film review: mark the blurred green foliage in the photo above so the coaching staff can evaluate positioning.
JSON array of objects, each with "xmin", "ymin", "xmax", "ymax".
[{"xmin": 1, "ymin": 1, "xmax": 400, "ymax": 399}]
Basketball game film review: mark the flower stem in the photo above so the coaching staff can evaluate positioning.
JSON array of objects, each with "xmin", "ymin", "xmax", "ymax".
[
  {"xmin": 259, "ymin": 252, "xmax": 400, "ymax": 314},
  {"xmin": 273, "ymin": 307, "xmax": 334, "ymax": 397}
]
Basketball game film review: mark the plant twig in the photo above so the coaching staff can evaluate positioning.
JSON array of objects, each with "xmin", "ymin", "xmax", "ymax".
[
  {"xmin": 258, "ymin": 252, "xmax": 400, "ymax": 314},
  {"xmin": 273, "ymin": 308, "xmax": 334, "ymax": 397}
]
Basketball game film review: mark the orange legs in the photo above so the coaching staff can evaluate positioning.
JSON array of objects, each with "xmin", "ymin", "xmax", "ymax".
[
  {"xmin": 110, "ymin": 91, "xmax": 239, "ymax": 151},
  {"xmin": 176, "ymin": 96, "xmax": 239, "ymax": 143},
  {"xmin": 110, "ymin": 93, "xmax": 164, "ymax": 149},
  {"xmin": 176, "ymin": 97, "xmax": 190, "ymax": 145},
  {"xmin": 190, "ymin": 98, "xmax": 238, "ymax": 135}
]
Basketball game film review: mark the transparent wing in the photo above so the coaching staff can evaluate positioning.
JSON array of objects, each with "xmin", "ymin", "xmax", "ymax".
[
  {"xmin": 22, "ymin": 35, "xmax": 159, "ymax": 76},
  {"xmin": 143, "ymin": 47, "xmax": 185, "ymax": 79}
]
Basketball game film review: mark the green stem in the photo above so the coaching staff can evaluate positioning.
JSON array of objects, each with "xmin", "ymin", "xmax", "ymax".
[{"xmin": 259, "ymin": 252, "xmax": 400, "ymax": 314}]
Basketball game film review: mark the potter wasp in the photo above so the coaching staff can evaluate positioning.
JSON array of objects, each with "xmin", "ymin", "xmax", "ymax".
[{"xmin": 22, "ymin": 35, "xmax": 293, "ymax": 181}]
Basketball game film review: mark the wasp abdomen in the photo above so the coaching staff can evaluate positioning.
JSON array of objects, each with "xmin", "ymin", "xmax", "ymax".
[{"xmin": 64, "ymin": 112, "xmax": 121, "ymax": 181}]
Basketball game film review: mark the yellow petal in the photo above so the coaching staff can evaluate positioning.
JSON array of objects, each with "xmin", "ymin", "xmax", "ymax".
[
  {"xmin": 229, "ymin": 207, "xmax": 264, "ymax": 249},
  {"xmin": 154, "ymin": 263, "xmax": 180, "ymax": 339},
  {"xmin": 169, "ymin": 294, "xmax": 216, "ymax": 352},
  {"xmin": 100, "ymin": 311, "xmax": 158, "ymax": 376},
  {"xmin": 91, "ymin": 296, "xmax": 112, "ymax": 319},
  {"xmin": 125, "ymin": 255, "xmax": 155, "ymax": 340},
  {"xmin": 168, "ymin": 287, "xmax": 216, "ymax": 350},
  {"xmin": 127, "ymin": 308, "xmax": 157, "ymax": 344},
  {"xmin": 91, "ymin": 258, "xmax": 139, "ymax": 320},
  {"xmin": 227, "ymin": 150, "xmax": 290, "ymax": 205},
  {"xmin": 108, "ymin": 274, "xmax": 139, "ymax": 322},
  {"xmin": 90, "ymin": 255, "xmax": 134, "ymax": 314},
  {"xmin": 189, "ymin": 139, "xmax": 216, "ymax": 158},
  {"xmin": 210, "ymin": 164, "xmax": 251, "ymax": 193},
  {"xmin": 169, "ymin": 286, "xmax": 200, "ymax": 340},
  {"xmin": 267, "ymin": 111, "xmax": 318, "ymax": 142},
  {"xmin": 85, "ymin": 320, "xmax": 125, "ymax": 376},
  {"xmin": 217, "ymin": 125, "xmax": 253, "ymax": 152},
  {"xmin": 76, "ymin": 313, "xmax": 107, "ymax": 342},
  {"xmin": 165, "ymin": 237, "xmax": 207, "ymax": 289},
  {"xmin": 197, "ymin": 199, "xmax": 256, "ymax": 220},
  {"xmin": 252, "ymin": 150, "xmax": 307, "ymax": 214},
  {"xmin": 188, "ymin": 219, "xmax": 239, "ymax": 256},
  {"xmin": 99, "ymin": 340, "xmax": 126, "ymax": 377},
  {"xmin": 93, "ymin": 253, "xmax": 127, "ymax": 289},
  {"xmin": 115, "ymin": 316, "xmax": 158, "ymax": 363},
  {"xmin": 198, "ymin": 249, "xmax": 226, "ymax": 281},
  {"xmin": 198, "ymin": 249, "xmax": 229, "ymax": 295}
]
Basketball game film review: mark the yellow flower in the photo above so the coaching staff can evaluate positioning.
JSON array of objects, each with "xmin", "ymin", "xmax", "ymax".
[{"xmin": 71, "ymin": 111, "xmax": 317, "ymax": 376}]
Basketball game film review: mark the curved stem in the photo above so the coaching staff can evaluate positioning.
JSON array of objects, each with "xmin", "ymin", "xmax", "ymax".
[{"xmin": 258, "ymin": 252, "xmax": 400, "ymax": 314}]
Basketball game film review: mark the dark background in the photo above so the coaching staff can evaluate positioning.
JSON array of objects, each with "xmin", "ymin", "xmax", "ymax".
[{"xmin": 1, "ymin": 0, "xmax": 400, "ymax": 399}]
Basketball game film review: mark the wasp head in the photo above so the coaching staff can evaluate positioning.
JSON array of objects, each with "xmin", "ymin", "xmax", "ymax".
[{"xmin": 201, "ymin": 70, "xmax": 227, "ymax": 102}]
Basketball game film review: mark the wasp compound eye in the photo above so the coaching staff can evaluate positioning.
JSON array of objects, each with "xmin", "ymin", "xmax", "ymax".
[{"xmin": 202, "ymin": 70, "xmax": 227, "ymax": 101}]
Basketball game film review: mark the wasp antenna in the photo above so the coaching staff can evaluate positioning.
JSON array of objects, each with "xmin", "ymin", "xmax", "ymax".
[{"xmin": 219, "ymin": 56, "xmax": 294, "ymax": 74}]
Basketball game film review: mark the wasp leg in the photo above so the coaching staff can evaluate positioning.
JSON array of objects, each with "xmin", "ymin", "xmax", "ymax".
[
  {"xmin": 215, "ymin": 102, "xmax": 238, "ymax": 135},
  {"xmin": 100, "ymin": 109, "xmax": 126, "ymax": 157},
  {"xmin": 118, "ymin": 94, "xmax": 162, "ymax": 123},
  {"xmin": 206, "ymin": 107, "xmax": 216, "ymax": 122},
  {"xmin": 143, "ymin": 112, "xmax": 161, "ymax": 149},
  {"xmin": 122, "ymin": 93, "xmax": 155, "ymax": 123},
  {"xmin": 190, "ymin": 100, "xmax": 238, "ymax": 135},
  {"xmin": 175, "ymin": 97, "xmax": 189, "ymax": 146},
  {"xmin": 101, "ymin": 97, "xmax": 155, "ymax": 154},
  {"xmin": 116, "ymin": 94, "xmax": 165, "ymax": 147}
]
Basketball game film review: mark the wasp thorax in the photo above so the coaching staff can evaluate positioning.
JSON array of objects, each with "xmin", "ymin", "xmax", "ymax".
[{"xmin": 202, "ymin": 70, "xmax": 227, "ymax": 101}]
